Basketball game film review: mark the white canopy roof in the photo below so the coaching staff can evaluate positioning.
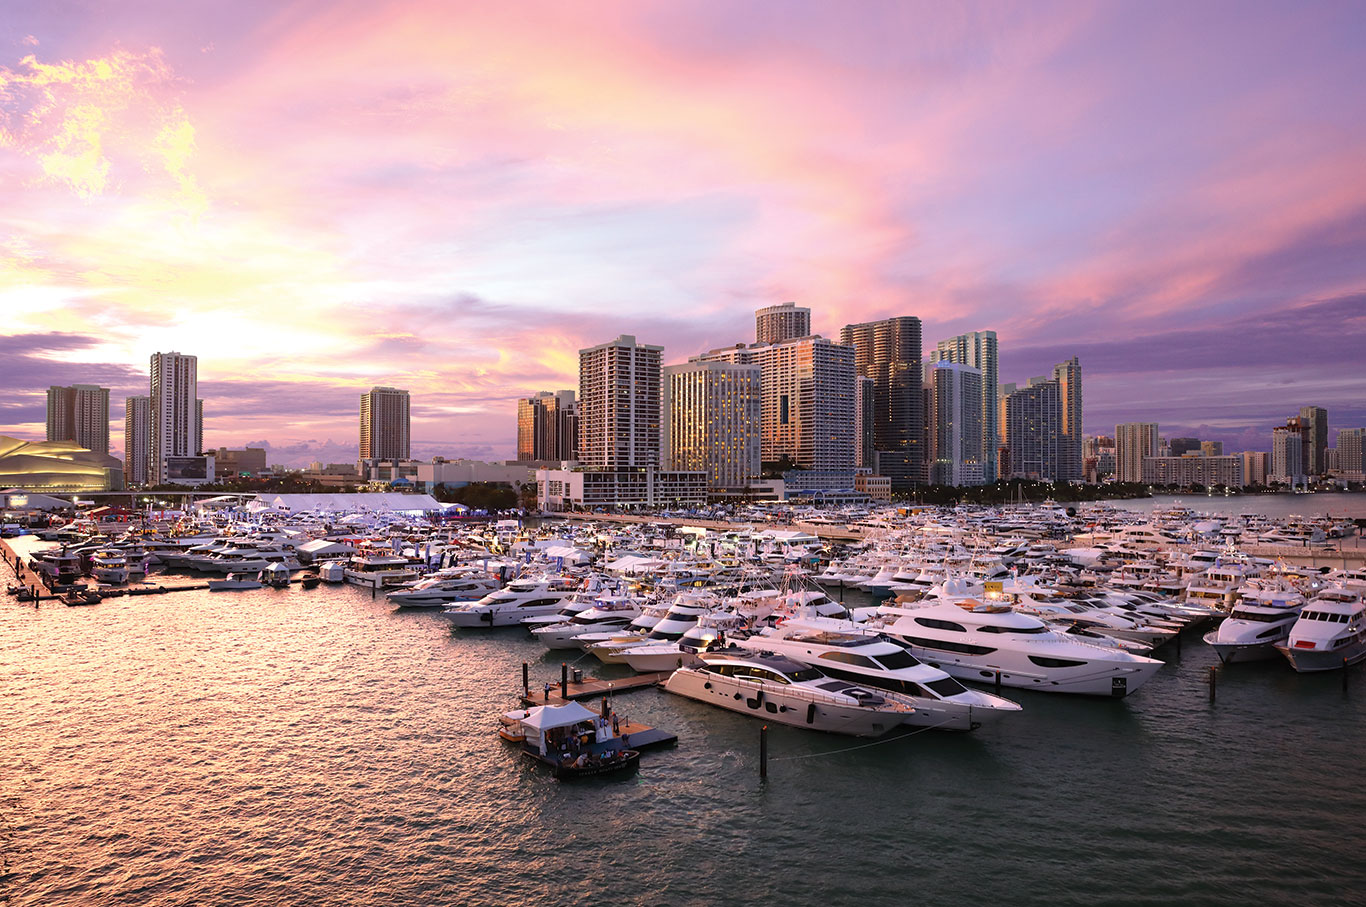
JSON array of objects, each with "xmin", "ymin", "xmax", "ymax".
[
  {"xmin": 517, "ymin": 701, "xmax": 597, "ymax": 732},
  {"xmin": 296, "ymin": 539, "xmax": 357, "ymax": 556}
]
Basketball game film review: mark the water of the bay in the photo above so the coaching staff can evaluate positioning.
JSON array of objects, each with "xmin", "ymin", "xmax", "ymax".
[
  {"xmin": 3, "ymin": 537, "xmax": 1366, "ymax": 906},
  {"xmin": 1095, "ymin": 491, "xmax": 1366, "ymax": 520}
]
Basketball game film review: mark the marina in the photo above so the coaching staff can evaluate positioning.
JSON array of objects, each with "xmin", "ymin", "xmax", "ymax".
[{"xmin": 4, "ymin": 499, "xmax": 1366, "ymax": 904}]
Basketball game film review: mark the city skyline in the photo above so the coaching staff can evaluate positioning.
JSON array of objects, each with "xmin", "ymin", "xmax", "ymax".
[{"xmin": 2, "ymin": 2, "xmax": 1364, "ymax": 464}]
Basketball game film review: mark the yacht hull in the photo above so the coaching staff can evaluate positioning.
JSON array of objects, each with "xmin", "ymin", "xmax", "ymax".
[{"xmin": 664, "ymin": 669, "xmax": 906, "ymax": 737}]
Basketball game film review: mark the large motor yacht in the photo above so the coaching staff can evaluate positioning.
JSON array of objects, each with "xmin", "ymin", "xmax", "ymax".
[
  {"xmin": 664, "ymin": 649, "xmax": 916, "ymax": 736},
  {"xmin": 1275, "ymin": 587, "xmax": 1366, "ymax": 672},
  {"xmin": 530, "ymin": 596, "xmax": 644, "ymax": 649},
  {"xmin": 1202, "ymin": 585, "xmax": 1305, "ymax": 663},
  {"xmin": 384, "ymin": 571, "xmax": 503, "ymax": 608},
  {"xmin": 441, "ymin": 576, "xmax": 577, "ymax": 628},
  {"xmin": 878, "ymin": 599, "xmax": 1164, "ymax": 697},
  {"xmin": 737, "ymin": 619, "xmax": 1021, "ymax": 730}
]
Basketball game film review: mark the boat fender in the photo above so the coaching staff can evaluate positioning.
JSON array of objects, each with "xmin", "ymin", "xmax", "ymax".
[
  {"xmin": 482, "ymin": 610, "xmax": 494, "ymax": 624},
  {"xmin": 703, "ymin": 682, "xmax": 711, "ymax": 690},
  {"xmin": 806, "ymin": 703, "xmax": 816, "ymax": 724}
]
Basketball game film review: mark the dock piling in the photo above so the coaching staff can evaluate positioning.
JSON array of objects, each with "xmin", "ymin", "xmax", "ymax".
[
  {"xmin": 1208, "ymin": 665, "xmax": 1217, "ymax": 703},
  {"xmin": 561, "ymin": 661, "xmax": 568, "ymax": 694},
  {"xmin": 994, "ymin": 671, "xmax": 1001, "ymax": 695},
  {"xmin": 759, "ymin": 725, "xmax": 768, "ymax": 780},
  {"xmin": 1175, "ymin": 632, "xmax": 1182, "ymax": 658},
  {"xmin": 522, "ymin": 662, "xmax": 529, "ymax": 698},
  {"xmin": 1344, "ymin": 658, "xmax": 1350, "ymax": 692}
]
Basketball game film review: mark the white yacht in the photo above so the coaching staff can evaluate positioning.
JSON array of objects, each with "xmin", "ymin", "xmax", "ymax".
[
  {"xmin": 89, "ymin": 549, "xmax": 130, "ymax": 584},
  {"xmin": 737, "ymin": 620, "xmax": 1021, "ymax": 731},
  {"xmin": 442, "ymin": 577, "xmax": 577, "ymax": 628},
  {"xmin": 1203, "ymin": 587, "xmax": 1305, "ymax": 664},
  {"xmin": 1275, "ymin": 587, "xmax": 1366, "ymax": 672},
  {"xmin": 618, "ymin": 612, "xmax": 748, "ymax": 673},
  {"xmin": 583, "ymin": 595, "xmax": 713, "ymax": 664},
  {"xmin": 342, "ymin": 553, "xmax": 419, "ymax": 589},
  {"xmin": 385, "ymin": 572, "xmax": 502, "ymax": 608},
  {"xmin": 664, "ymin": 650, "xmax": 916, "ymax": 737},
  {"xmin": 878, "ymin": 600, "xmax": 1164, "ymax": 697},
  {"xmin": 530, "ymin": 596, "xmax": 644, "ymax": 649}
]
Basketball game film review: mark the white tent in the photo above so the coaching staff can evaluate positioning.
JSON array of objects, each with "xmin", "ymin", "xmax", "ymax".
[
  {"xmin": 514, "ymin": 701, "xmax": 600, "ymax": 756},
  {"xmin": 249, "ymin": 492, "xmax": 445, "ymax": 514}
]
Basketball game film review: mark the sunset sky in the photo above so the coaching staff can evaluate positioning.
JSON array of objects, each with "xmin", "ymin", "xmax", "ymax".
[{"xmin": 3, "ymin": 1, "xmax": 1364, "ymax": 465}]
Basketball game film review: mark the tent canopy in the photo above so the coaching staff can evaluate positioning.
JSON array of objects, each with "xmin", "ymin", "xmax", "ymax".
[{"xmin": 517, "ymin": 701, "xmax": 597, "ymax": 732}]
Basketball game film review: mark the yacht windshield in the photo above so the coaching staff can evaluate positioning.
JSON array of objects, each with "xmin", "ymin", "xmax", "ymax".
[
  {"xmin": 875, "ymin": 649, "xmax": 921, "ymax": 670},
  {"xmin": 924, "ymin": 677, "xmax": 968, "ymax": 697},
  {"xmin": 1229, "ymin": 610, "xmax": 1294, "ymax": 622}
]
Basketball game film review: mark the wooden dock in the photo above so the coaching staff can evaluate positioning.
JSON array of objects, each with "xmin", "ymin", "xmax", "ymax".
[
  {"xmin": 1, "ymin": 538, "xmax": 317, "ymax": 604},
  {"xmin": 519, "ymin": 670, "xmax": 678, "ymax": 750}
]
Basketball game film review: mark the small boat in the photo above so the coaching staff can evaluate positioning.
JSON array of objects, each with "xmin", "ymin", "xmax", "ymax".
[
  {"xmin": 502, "ymin": 701, "xmax": 641, "ymax": 781},
  {"xmin": 299, "ymin": 571, "xmax": 322, "ymax": 590}
]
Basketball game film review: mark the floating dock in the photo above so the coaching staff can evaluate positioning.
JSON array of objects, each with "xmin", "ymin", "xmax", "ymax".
[{"xmin": 520, "ymin": 669, "xmax": 678, "ymax": 750}]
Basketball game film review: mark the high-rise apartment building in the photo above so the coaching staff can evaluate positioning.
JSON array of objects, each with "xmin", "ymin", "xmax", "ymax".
[
  {"xmin": 1271, "ymin": 424, "xmax": 1306, "ymax": 485},
  {"xmin": 517, "ymin": 391, "xmax": 578, "ymax": 462},
  {"xmin": 930, "ymin": 331, "xmax": 999, "ymax": 482},
  {"xmin": 1299, "ymin": 405, "xmax": 1328, "ymax": 475},
  {"xmin": 1335, "ymin": 428, "xmax": 1365, "ymax": 480},
  {"xmin": 578, "ymin": 335, "xmax": 662, "ymax": 469},
  {"xmin": 854, "ymin": 375, "xmax": 875, "ymax": 470},
  {"xmin": 46, "ymin": 384, "xmax": 110, "ymax": 453},
  {"xmin": 695, "ymin": 336, "xmax": 855, "ymax": 472},
  {"xmin": 925, "ymin": 361, "xmax": 984, "ymax": 486},
  {"xmin": 1052, "ymin": 357, "xmax": 1083, "ymax": 482},
  {"xmin": 662, "ymin": 361, "xmax": 760, "ymax": 490},
  {"xmin": 1115, "ymin": 422, "xmax": 1159, "ymax": 483},
  {"xmin": 1240, "ymin": 450, "xmax": 1269, "ymax": 486},
  {"xmin": 840, "ymin": 316, "xmax": 923, "ymax": 488},
  {"xmin": 1005, "ymin": 379, "xmax": 1061, "ymax": 481},
  {"xmin": 124, "ymin": 395, "xmax": 150, "ymax": 487},
  {"xmin": 754, "ymin": 302, "xmax": 811, "ymax": 345},
  {"xmin": 150, "ymin": 351, "xmax": 199, "ymax": 485},
  {"xmin": 359, "ymin": 387, "xmax": 411, "ymax": 461}
]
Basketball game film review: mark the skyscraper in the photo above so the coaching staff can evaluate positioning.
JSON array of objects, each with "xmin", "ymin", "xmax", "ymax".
[
  {"xmin": 840, "ymin": 316, "xmax": 923, "ymax": 488},
  {"xmin": 1115, "ymin": 422, "xmax": 1159, "ymax": 483},
  {"xmin": 359, "ymin": 387, "xmax": 411, "ymax": 461},
  {"xmin": 754, "ymin": 302, "xmax": 811, "ymax": 345},
  {"xmin": 930, "ymin": 331, "xmax": 998, "ymax": 482},
  {"xmin": 695, "ymin": 336, "xmax": 855, "ymax": 472},
  {"xmin": 1271, "ymin": 424, "xmax": 1306, "ymax": 485},
  {"xmin": 46, "ymin": 384, "xmax": 110, "ymax": 453},
  {"xmin": 854, "ymin": 375, "xmax": 875, "ymax": 470},
  {"xmin": 124, "ymin": 395, "xmax": 150, "ymax": 488},
  {"xmin": 925, "ymin": 361, "xmax": 984, "ymax": 486},
  {"xmin": 1052, "ymin": 357, "xmax": 1083, "ymax": 482},
  {"xmin": 1336, "ymin": 428, "xmax": 1365, "ymax": 480},
  {"xmin": 1299, "ymin": 405, "xmax": 1328, "ymax": 475},
  {"xmin": 578, "ymin": 335, "xmax": 662, "ymax": 469},
  {"xmin": 1005, "ymin": 379, "xmax": 1061, "ymax": 481},
  {"xmin": 662, "ymin": 360, "xmax": 760, "ymax": 490},
  {"xmin": 517, "ymin": 391, "xmax": 578, "ymax": 462},
  {"xmin": 150, "ymin": 351, "xmax": 198, "ymax": 484}
]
